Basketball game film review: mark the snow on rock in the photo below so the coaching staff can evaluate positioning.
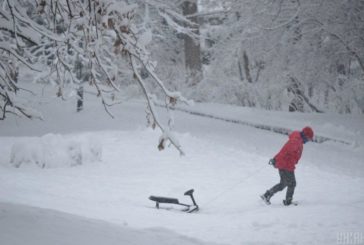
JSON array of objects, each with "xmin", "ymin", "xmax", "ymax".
[{"xmin": 10, "ymin": 134, "xmax": 102, "ymax": 168}]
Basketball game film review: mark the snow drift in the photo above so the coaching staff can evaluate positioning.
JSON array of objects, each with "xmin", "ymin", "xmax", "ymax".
[{"xmin": 10, "ymin": 134, "xmax": 102, "ymax": 168}]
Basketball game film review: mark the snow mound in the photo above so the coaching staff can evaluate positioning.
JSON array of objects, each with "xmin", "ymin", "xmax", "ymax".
[{"xmin": 10, "ymin": 134, "xmax": 102, "ymax": 168}]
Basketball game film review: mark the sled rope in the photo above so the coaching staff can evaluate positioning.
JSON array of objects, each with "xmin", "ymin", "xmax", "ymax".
[{"xmin": 201, "ymin": 165, "xmax": 267, "ymax": 208}]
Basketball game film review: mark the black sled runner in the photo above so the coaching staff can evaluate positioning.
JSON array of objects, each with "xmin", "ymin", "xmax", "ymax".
[{"xmin": 149, "ymin": 189, "xmax": 199, "ymax": 213}]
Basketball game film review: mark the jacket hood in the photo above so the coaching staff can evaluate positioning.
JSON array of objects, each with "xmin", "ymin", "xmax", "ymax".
[{"xmin": 289, "ymin": 131, "xmax": 303, "ymax": 142}]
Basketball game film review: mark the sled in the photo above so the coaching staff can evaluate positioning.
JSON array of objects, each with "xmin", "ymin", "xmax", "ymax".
[{"xmin": 149, "ymin": 189, "xmax": 199, "ymax": 213}]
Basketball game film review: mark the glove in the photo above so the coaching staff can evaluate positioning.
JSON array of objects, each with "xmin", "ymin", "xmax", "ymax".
[{"xmin": 268, "ymin": 158, "xmax": 276, "ymax": 166}]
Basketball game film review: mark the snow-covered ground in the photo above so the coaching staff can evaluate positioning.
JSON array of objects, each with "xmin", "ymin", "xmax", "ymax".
[
  {"xmin": 0, "ymin": 202, "xmax": 216, "ymax": 245},
  {"xmin": 1, "ymin": 84, "xmax": 364, "ymax": 245}
]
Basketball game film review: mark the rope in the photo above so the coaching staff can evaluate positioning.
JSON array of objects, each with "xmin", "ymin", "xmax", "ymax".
[{"xmin": 201, "ymin": 165, "xmax": 267, "ymax": 208}]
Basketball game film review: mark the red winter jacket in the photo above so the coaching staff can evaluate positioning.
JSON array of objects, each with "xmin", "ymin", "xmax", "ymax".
[{"xmin": 274, "ymin": 131, "xmax": 303, "ymax": 172}]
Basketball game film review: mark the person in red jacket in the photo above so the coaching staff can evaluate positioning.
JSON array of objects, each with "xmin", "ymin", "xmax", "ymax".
[{"xmin": 261, "ymin": 126, "xmax": 314, "ymax": 206}]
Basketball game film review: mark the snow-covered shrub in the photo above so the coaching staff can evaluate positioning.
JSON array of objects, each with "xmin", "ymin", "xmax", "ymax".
[
  {"xmin": 80, "ymin": 136, "xmax": 102, "ymax": 163},
  {"xmin": 10, "ymin": 134, "xmax": 102, "ymax": 169},
  {"xmin": 10, "ymin": 139, "xmax": 45, "ymax": 168}
]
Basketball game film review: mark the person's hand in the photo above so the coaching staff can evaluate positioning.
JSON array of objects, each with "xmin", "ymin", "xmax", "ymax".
[{"xmin": 268, "ymin": 158, "xmax": 276, "ymax": 166}]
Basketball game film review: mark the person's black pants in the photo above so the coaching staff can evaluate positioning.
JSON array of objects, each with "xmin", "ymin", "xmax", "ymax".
[{"xmin": 269, "ymin": 169, "xmax": 296, "ymax": 200}]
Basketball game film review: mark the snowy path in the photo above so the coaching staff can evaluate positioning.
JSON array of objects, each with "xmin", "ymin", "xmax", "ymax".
[
  {"xmin": 164, "ymin": 103, "xmax": 352, "ymax": 145},
  {"xmin": 1, "ymin": 92, "xmax": 364, "ymax": 244}
]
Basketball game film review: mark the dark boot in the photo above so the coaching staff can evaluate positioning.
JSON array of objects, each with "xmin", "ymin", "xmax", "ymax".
[
  {"xmin": 283, "ymin": 198, "xmax": 292, "ymax": 206},
  {"xmin": 261, "ymin": 190, "xmax": 272, "ymax": 205}
]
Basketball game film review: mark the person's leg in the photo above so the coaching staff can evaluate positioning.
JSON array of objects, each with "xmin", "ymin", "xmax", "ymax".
[
  {"xmin": 283, "ymin": 170, "xmax": 296, "ymax": 204},
  {"xmin": 264, "ymin": 170, "xmax": 287, "ymax": 200}
]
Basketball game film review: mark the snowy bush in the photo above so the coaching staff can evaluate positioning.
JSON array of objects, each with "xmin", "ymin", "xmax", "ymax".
[
  {"xmin": 10, "ymin": 134, "xmax": 102, "ymax": 169},
  {"xmin": 10, "ymin": 139, "xmax": 45, "ymax": 168},
  {"xmin": 81, "ymin": 136, "xmax": 102, "ymax": 163}
]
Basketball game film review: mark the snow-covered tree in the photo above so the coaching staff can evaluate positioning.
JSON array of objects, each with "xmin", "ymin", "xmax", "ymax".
[
  {"xmin": 196, "ymin": 0, "xmax": 364, "ymax": 113},
  {"xmin": 0, "ymin": 0, "xmax": 198, "ymax": 154}
]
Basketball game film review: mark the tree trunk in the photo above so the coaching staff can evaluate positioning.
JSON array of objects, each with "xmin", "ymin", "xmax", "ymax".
[
  {"xmin": 243, "ymin": 50, "xmax": 253, "ymax": 83},
  {"xmin": 75, "ymin": 54, "xmax": 84, "ymax": 112},
  {"xmin": 77, "ymin": 85, "xmax": 84, "ymax": 112},
  {"xmin": 182, "ymin": 0, "xmax": 202, "ymax": 86},
  {"xmin": 238, "ymin": 59, "xmax": 244, "ymax": 81}
]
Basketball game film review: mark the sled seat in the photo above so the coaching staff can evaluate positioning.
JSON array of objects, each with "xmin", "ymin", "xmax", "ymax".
[
  {"xmin": 184, "ymin": 189, "xmax": 194, "ymax": 196},
  {"xmin": 149, "ymin": 196, "xmax": 179, "ymax": 208}
]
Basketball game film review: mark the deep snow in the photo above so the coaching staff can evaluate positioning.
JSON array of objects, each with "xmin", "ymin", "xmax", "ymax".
[{"xmin": 0, "ymin": 83, "xmax": 364, "ymax": 245}]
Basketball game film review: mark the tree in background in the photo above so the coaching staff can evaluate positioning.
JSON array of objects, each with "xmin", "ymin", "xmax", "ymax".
[
  {"xmin": 194, "ymin": 0, "xmax": 364, "ymax": 113},
  {"xmin": 182, "ymin": 0, "xmax": 202, "ymax": 86}
]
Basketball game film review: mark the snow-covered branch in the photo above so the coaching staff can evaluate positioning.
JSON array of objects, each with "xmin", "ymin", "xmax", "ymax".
[
  {"xmin": 130, "ymin": 54, "xmax": 185, "ymax": 155},
  {"xmin": 0, "ymin": 0, "xmax": 193, "ymax": 153}
]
